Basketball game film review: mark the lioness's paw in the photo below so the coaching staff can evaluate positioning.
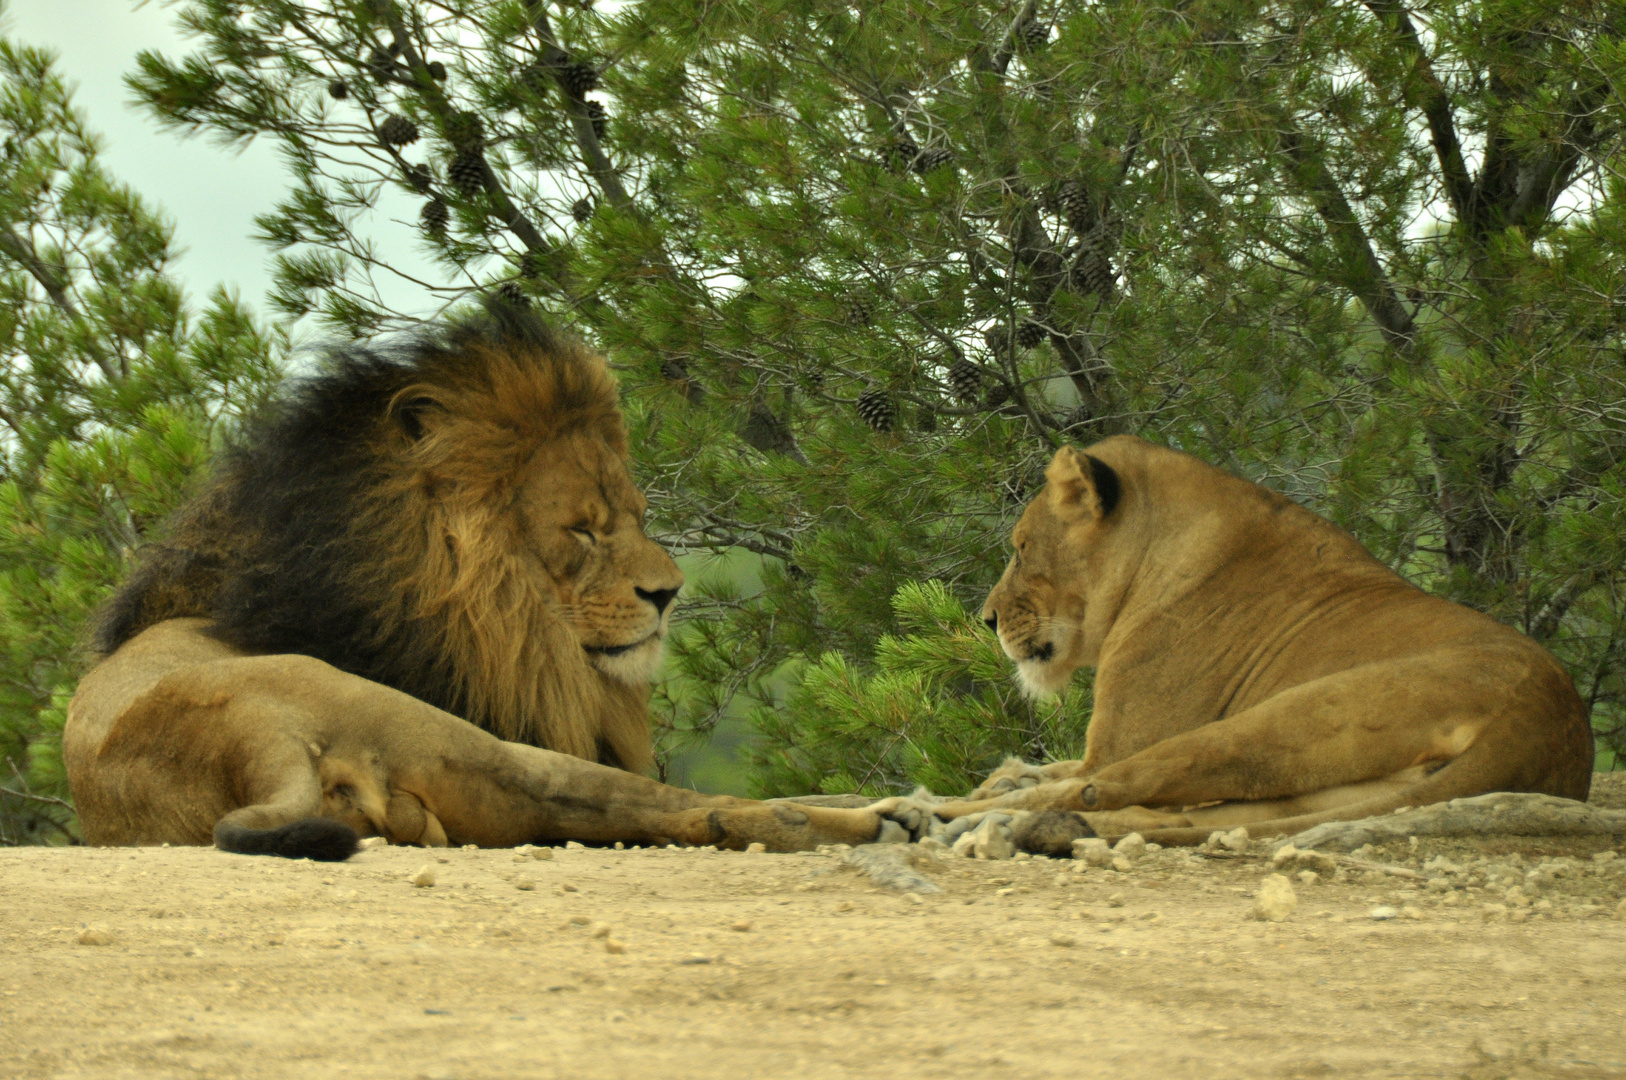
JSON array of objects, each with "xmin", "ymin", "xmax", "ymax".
[{"xmin": 968, "ymin": 756, "xmax": 1051, "ymax": 800}]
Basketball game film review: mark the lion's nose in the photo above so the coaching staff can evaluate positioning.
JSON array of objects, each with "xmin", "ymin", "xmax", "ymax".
[
  {"xmin": 983, "ymin": 613, "xmax": 998, "ymax": 633},
  {"xmin": 636, "ymin": 586, "xmax": 679, "ymax": 615}
]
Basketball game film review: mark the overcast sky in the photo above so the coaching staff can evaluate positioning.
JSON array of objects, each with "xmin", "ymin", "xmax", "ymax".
[{"xmin": 8, "ymin": 0, "xmax": 290, "ymax": 310}]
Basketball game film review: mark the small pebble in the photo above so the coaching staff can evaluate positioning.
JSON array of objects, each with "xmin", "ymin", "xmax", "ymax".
[
  {"xmin": 1369, "ymin": 905, "xmax": 1399, "ymax": 921},
  {"xmin": 514, "ymin": 878, "xmax": 535, "ymax": 892},
  {"xmin": 1296, "ymin": 870, "xmax": 1319, "ymax": 887},
  {"xmin": 614, "ymin": 842, "xmax": 624, "ymax": 850},
  {"xmin": 356, "ymin": 836, "xmax": 388, "ymax": 850},
  {"xmin": 746, "ymin": 842, "xmax": 767, "ymax": 854},
  {"xmin": 76, "ymin": 927, "xmax": 114, "ymax": 946},
  {"xmin": 1253, "ymin": 874, "xmax": 1296, "ymax": 922},
  {"xmin": 559, "ymin": 883, "xmax": 579, "ymax": 893},
  {"xmin": 567, "ymin": 915, "xmax": 590, "ymax": 926},
  {"xmin": 566, "ymin": 841, "xmax": 586, "ymax": 850},
  {"xmin": 604, "ymin": 938, "xmax": 626, "ymax": 954},
  {"xmin": 1106, "ymin": 893, "xmax": 1126, "ymax": 908},
  {"xmin": 410, "ymin": 866, "xmax": 437, "ymax": 888},
  {"xmin": 1072, "ymin": 838, "xmax": 1112, "ymax": 867},
  {"xmin": 590, "ymin": 921, "xmax": 613, "ymax": 939},
  {"xmin": 904, "ymin": 892, "xmax": 925, "ymax": 905},
  {"xmin": 730, "ymin": 920, "xmax": 753, "ymax": 932},
  {"xmin": 461, "ymin": 844, "xmax": 477, "ymax": 851},
  {"xmin": 679, "ymin": 954, "xmax": 713, "ymax": 965},
  {"xmin": 1110, "ymin": 854, "xmax": 1134, "ymax": 873},
  {"xmin": 1218, "ymin": 827, "xmax": 1250, "ymax": 852},
  {"xmin": 1112, "ymin": 833, "xmax": 1146, "ymax": 860},
  {"xmin": 1050, "ymin": 934, "xmax": 1076, "ymax": 948}
]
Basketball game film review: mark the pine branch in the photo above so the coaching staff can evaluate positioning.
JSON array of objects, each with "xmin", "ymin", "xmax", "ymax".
[
  {"xmin": 0, "ymin": 225, "xmax": 119, "ymax": 382},
  {"xmin": 1362, "ymin": 1, "xmax": 1472, "ymax": 223},
  {"xmin": 523, "ymin": 1, "xmax": 633, "ymax": 211}
]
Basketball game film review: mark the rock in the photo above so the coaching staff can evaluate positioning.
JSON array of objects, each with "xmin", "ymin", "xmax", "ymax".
[
  {"xmin": 1107, "ymin": 892, "xmax": 1126, "ymax": 908},
  {"xmin": 357, "ymin": 836, "xmax": 388, "ymax": 851},
  {"xmin": 1072, "ymin": 837, "xmax": 1112, "ymax": 866},
  {"xmin": 604, "ymin": 938, "xmax": 626, "ymax": 954},
  {"xmin": 731, "ymin": 920, "xmax": 753, "ymax": 932},
  {"xmin": 514, "ymin": 878, "xmax": 535, "ymax": 891},
  {"xmin": 1369, "ymin": 905, "xmax": 1399, "ymax": 921},
  {"xmin": 1144, "ymin": 842, "xmax": 1162, "ymax": 853},
  {"xmin": 76, "ymin": 926, "xmax": 114, "ymax": 946},
  {"xmin": 917, "ymin": 836, "xmax": 948, "ymax": 855},
  {"xmin": 1110, "ymin": 855, "xmax": 1134, "ymax": 873},
  {"xmin": 512, "ymin": 845, "xmax": 553, "ymax": 860},
  {"xmin": 967, "ymin": 816, "xmax": 1014, "ymax": 860},
  {"xmin": 1480, "ymin": 902, "xmax": 1508, "ymax": 920},
  {"xmin": 589, "ymin": 921, "xmax": 612, "ymax": 939},
  {"xmin": 410, "ymin": 865, "xmax": 437, "ymax": 888},
  {"xmin": 566, "ymin": 841, "xmax": 585, "ymax": 850},
  {"xmin": 1504, "ymin": 886, "xmax": 1531, "ymax": 908},
  {"xmin": 1401, "ymin": 905, "xmax": 1425, "ymax": 920},
  {"xmin": 1271, "ymin": 843, "xmax": 1338, "ymax": 875},
  {"xmin": 567, "ymin": 915, "xmax": 590, "ymax": 926},
  {"xmin": 1253, "ymin": 874, "xmax": 1297, "ymax": 922},
  {"xmin": 844, "ymin": 843, "xmax": 943, "ymax": 893},
  {"xmin": 1296, "ymin": 870, "xmax": 1320, "ymax": 887},
  {"xmin": 1422, "ymin": 855, "xmax": 1461, "ymax": 874},
  {"xmin": 1219, "ymin": 827, "xmax": 1250, "ymax": 852},
  {"xmin": 1050, "ymin": 934, "xmax": 1077, "ymax": 948},
  {"xmin": 745, "ymin": 842, "xmax": 767, "ymax": 854},
  {"xmin": 558, "ymin": 883, "xmax": 578, "ymax": 893},
  {"xmin": 1113, "ymin": 832, "xmax": 1147, "ymax": 860}
]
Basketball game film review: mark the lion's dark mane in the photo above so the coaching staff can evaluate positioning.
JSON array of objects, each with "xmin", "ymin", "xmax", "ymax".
[{"xmin": 91, "ymin": 304, "xmax": 616, "ymax": 732}]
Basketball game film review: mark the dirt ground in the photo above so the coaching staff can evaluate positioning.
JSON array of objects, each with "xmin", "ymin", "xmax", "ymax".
[{"xmin": 4, "ymin": 776, "xmax": 1625, "ymax": 1080}]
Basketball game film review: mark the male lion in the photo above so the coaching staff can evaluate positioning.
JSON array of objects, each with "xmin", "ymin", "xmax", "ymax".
[
  {"xmin": 65, "ymin": 307, "xmax": 902, "ymax": 858},
  {"xmin": 935, "ymin": 437, "xmax": 1593, "ymax": 847}
]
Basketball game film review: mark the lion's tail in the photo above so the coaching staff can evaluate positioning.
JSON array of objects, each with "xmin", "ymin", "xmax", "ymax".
[{"xmin": 214, "ymin": 818, "xmax": 359, "ymax": 861}]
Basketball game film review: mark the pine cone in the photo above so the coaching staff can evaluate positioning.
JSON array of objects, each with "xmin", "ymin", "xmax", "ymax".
[
  {"xmin": 915, "ymin": 405, "xmax": 939, "ymax": 434},
  {"xmin": 1016, "ymin": 319, "xmax": 1047, "ymax": 350},
  {"xmin": 1060, "ymin": 404, "xmax": 1092, "ymax": 434},
  {"xmin": 426, "ymin": 60, "xmax": 447, "ymax": 81},
  {"xmin": 448, "ymin": 150, "xmax": 486, "ymax": 196},
  {"xmin": 494, "ymin": 281, "xmax": 529, "ymax": 308},
  {"xmin": 1059, "ymin": 180, "xmax": 1096, "ymax": 232},
  {"xmin": 563, "ymin": 61, "xmax": 599, "ymax": 98},
  {"xmin": 328, "ymin": 79, "xmax": 349, "ymax": 100},
  {"xmin": 420, "ymin": 197, "xmax": 449, "ymax": 235},
  {"xmin": 520, "ymin": 61, "xmax": 551, "ymax": 94},
  {"xmin": 571, "ymin": 197, "xmax": 594, "ymax": 223},
  {"xmin": 446, "ymin": 111, "xmax": 484, "ymax": 151},
  {"xmin": 912, "ymin": 147, "xmax": 953, "ymax": 174},
  {"xmin": 1017, "ymin": 18, "xmax": 1050, "ymax": 51},
  {"xmin": 402, "ymin": 162, "xmax": 432, "ymax": 193},
  {"xmin": 947, "ymin": 358, "xmax": 983, "ymax": 402},
  {"xmin": 586, "ymin": 100, "xmax": 607, "ymax": 140},
  {"xmin": 984, "ymin": 383, "xmax": 1012, "ymax": 410},
  {"xmin": 520, "ymin": 249, "xmax": 551, "ymax": 279},
  {"xmin": 844, "ymin": 298, "xmax": 872, "ymax": 326},
  {"xmin": 378, "ymin": 114, "xmax": 419, "ymax": 147},
  {"xmin": 660, "ymin": 358, "xmax": 690, "ymax": 382},
  {"xmin": 856, "ymin": 388, "xmax": 896, "ymax": 432},
  {"xmin": 884, "ymin": 139, "xmax": 920, "ymax": 173},
  {"xmin": 367, "ymin": 47, "xmax": 397, "ymax": 84},
  {"xmin": 983, "ymin": 327, "xmax": 1008, "ymax": 355}
]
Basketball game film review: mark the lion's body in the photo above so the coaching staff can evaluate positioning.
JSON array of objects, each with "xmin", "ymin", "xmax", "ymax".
[
  {"xmin": 960, "ymin": 436, "xmax": 1593, "ymax": 845},
  {"xmin": 65, "ymin": 309, "xmax": 893, "ymax": 855}
]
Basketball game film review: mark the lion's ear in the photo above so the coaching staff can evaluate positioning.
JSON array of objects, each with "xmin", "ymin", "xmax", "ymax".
[
  {"xmin": 392, "ymin": 393, "xmax": 447, "ymax": 442},
  {"xmin": 1045, "ymin": 447, "xmax": 1121, "ymax": 521}
]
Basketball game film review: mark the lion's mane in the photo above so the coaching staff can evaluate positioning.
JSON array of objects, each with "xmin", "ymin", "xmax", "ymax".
[{"xmin": 92, "ymin": 304, "xmax": 652, "ymax": 767}]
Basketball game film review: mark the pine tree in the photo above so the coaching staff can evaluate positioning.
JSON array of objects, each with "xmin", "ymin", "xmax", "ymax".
[
  {"xmin": 128, "ymin": 0, "xmax": 1626, "ymax": 788},
  {"xmin": 0, "ymin": 37, "xmax": 283, "ymax": 843}
]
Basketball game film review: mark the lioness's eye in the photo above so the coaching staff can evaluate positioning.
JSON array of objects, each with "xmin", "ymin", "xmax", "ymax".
[{"xmin": 569, "ymin": 527, "xmax": 598, "ymax": 546}]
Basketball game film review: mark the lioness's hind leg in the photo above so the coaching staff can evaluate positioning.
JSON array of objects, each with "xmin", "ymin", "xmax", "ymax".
[{"xmin": 211, "ymin": 737, "xmax": 359, "ymax": 861}]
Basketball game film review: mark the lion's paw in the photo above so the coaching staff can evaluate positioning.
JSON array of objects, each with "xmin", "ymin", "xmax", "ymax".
[
  {"xmin": 866, "ymin": 796, "xmax": 937, "ymax": 843},
  {"xmin": 968, "ymin": 756, "xmax": 1051, "ymax": 800}
]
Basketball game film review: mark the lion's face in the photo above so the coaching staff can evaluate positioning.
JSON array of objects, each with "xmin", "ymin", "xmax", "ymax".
[
  {"xmin": 517, "ymin": 431, "xmax": 684, "ymax": 685},
  {"xmin": 982, "ymin": 446, "xmax": 1123, "ymax": 698}
]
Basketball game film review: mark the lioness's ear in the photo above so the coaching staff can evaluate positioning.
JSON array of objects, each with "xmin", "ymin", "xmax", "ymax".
[
  {"xmin": 390, "ymin": 391, "xmax": 447, "ymax": 442},
  {"xmin": 1045, "ymin": 447, "xmax": 1121, "ymax": 521}
]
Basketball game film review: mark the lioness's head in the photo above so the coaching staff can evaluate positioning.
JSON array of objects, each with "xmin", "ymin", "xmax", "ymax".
[{"xmin": 982, "ymin": 444, "xmax": 1124, "ymax": 698}]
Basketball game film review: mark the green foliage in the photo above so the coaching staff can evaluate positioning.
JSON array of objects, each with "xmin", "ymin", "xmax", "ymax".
[
  {"xmin": 748, "ymin": 581, "xmax": 1090, "ymax": 798},
  {"xmin": 118, "ymin": 0, "xmax": 1626, "ymax": 791},
  {"xmin": 0, "ymin": 27, "xmax": 283, "ymax": 843}
]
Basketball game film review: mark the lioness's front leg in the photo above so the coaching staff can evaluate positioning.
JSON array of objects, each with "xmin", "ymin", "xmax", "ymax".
[{"xmin": 967, "ymin": 756, "xmax": 1090, "ymax": 800}]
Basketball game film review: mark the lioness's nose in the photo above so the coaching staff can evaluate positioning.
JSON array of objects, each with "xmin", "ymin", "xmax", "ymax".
[
  {"xmin": 636, "ymin": 586, "xmax": 679, "ymax": 615},
  {"xmin": 983, "ymin": 613, "xmax": 998, "ymax": 633}
]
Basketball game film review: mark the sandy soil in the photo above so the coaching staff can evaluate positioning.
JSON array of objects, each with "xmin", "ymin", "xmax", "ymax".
[{"xmin": 4, "ymin": 777, "xmax": 1625, "ymax": 1080}]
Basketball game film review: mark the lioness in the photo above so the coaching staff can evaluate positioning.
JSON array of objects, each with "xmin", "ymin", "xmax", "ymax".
[
  {"xmin": 942, "ymin": 437, "xmax": 1593, "ymax": 846},
  {"xmin": 64, "ymin": 307, "xmax": 903, "ymax": 857}
]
